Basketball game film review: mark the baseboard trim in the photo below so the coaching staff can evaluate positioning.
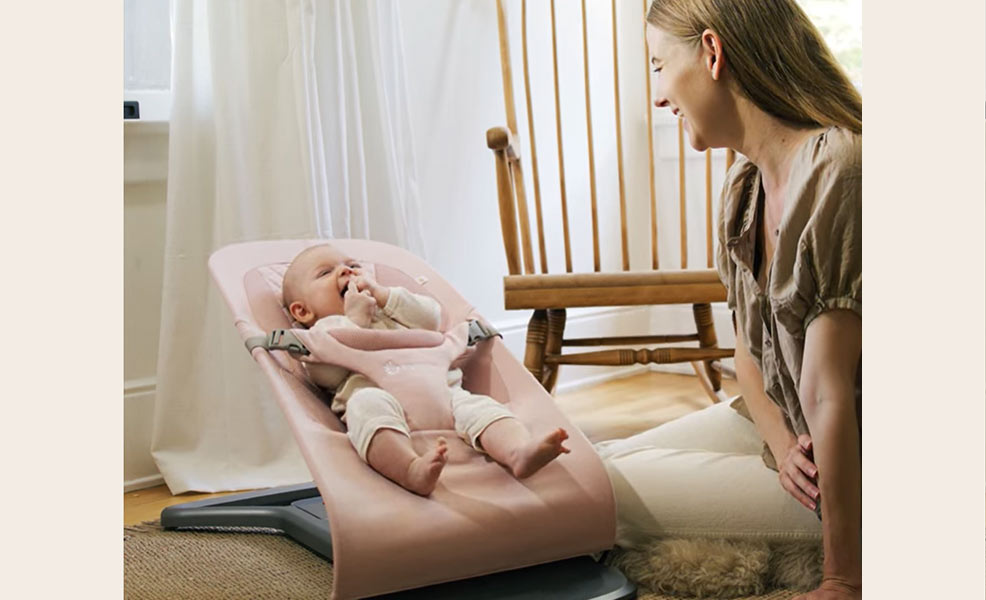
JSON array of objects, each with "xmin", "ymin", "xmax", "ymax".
[
  {"xmin": 492, "ymin": 305, "xmax": 650, "ymax": 336},
  {"xmin": 125, "ymin": 473, "xmax": 164, "ymax": 493},
  {"xmin": 125, "ymin": 379, "xmax": 161, "ymax": 491},
  {"xmin": 554, "ymin": 364, "xmax": 651, "ymax": 394}
]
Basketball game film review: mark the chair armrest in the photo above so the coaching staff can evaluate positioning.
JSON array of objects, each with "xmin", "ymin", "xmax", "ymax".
[{"xmin": 486, "ymin": 126, "xmax": 520, "ymax": 160}]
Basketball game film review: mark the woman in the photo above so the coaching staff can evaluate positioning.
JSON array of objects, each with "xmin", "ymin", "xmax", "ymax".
[{"xmin": 596, "ymin": 1, "xmax": 861, "ymax": 598}]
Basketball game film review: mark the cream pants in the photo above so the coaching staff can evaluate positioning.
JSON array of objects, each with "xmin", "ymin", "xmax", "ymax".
[
  {"xmin": 595, "ymin": 399, "xmax": 822, "ymax": 548},
  {"xmin": 345, "ymin": 384, "xmax": 514, "ymax": 462}
]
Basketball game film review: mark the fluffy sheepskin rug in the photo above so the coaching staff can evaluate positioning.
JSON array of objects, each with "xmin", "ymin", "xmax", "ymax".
[
  {"xmin": 767, "ymin": 541, "xmax": 824, "ymax": 591},
  {"xmin": 607, "ymin": 538, "xmax": 823, "ymax": 598}
]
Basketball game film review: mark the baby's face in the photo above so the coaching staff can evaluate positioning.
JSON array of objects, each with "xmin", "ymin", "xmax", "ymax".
[{"xmin": 288, "ymin": 246, "xmax": 361, "ymax": 324}]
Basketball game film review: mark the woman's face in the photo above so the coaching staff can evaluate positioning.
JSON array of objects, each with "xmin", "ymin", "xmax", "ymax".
[{"xmin": 646, "ymin": 24, "xmax": 730, "ymax": 151}]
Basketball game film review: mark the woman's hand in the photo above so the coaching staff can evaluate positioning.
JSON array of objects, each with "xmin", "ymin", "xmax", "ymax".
[
  {"xmin": 777, "ymin": 433, "xmax": 820, "ymax": 512},
  {"xmin": 792, "ymin": 576, "xmax": 861, "ymax": 600},
  {"xmin": 350, "ymin": 267, "xmax": 390, "ymax": 308},
  {"xmin": 343, "ymin": 280, "xmax": 377, "ymax": 327}
]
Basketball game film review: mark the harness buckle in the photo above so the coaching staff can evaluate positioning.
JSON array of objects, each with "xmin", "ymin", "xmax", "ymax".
[
  {"xmin": 467, "ymin": 319, "xmax": 502, "ymax": 347},
  {"xmin": 245, "ymin": 329, "xmax": 311, "ymax": 356}
]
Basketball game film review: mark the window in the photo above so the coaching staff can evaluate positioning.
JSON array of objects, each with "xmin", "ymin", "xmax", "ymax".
[
  {"xmin": 124, "ymin": 0, "xmax": 172, "ymax": 121},
  {"xmin": 798, "ymin": 0, "xmax": 863, "ymax": 89}
]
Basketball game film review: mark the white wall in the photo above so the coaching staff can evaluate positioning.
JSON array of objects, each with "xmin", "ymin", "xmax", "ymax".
[
  {"xmin": 123, "ymin": 122, "xmax": 168, "ymax": 490},
  {"xmin": 123, "ymin": 0, "xmax": 734, "ymax": 490}
]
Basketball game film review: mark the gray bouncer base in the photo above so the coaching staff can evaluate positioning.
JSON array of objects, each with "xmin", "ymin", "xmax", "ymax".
[{"xmin": 161, "ymin": 482, "xmax": 636, "ymax": 600}]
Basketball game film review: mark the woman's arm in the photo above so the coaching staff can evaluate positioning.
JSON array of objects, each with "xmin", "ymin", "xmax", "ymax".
[
  {"xmin": 799, "ymin": 309, "xmax": 862, "ymax": 592},
  {"xmin": 735, "ymin": 324, "xmax": 820, "ymax": 510}
]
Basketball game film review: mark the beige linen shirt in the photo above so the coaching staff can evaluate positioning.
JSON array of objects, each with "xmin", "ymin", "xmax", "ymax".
[{"xmin": 716, "ymin": 127, "xmax": 862, "ymax": 469}]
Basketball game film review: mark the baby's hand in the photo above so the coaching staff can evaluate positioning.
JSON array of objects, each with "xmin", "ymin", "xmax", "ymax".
[
  {"xmin": 344, "ymin": 280, "xmax": 377, "ymax": 327},
  {"xmin": 351, "ymin": 267, "xmax": 390, "ymax": 308}
]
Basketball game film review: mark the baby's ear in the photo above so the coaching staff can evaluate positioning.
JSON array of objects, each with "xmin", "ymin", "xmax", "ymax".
[{"xmin": 288, "ymin": 301, "xmax": 312, "ymax": 325}]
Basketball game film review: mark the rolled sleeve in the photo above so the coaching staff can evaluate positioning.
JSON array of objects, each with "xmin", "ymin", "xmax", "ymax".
[{"xmin": 798, "ymin": 167, "xmax": 862, "ymax": 329}]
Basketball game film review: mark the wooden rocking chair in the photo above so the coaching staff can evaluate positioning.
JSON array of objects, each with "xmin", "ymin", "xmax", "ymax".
[{"xmin": 485, "ymin": 0, "xmax": 734, "ymax": 402}]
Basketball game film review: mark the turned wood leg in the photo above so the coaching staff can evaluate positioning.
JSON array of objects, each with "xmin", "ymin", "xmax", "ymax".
[
  {"xmin": 541, "ymin": 308, "xmax": 567, "ymax": 392},
  {"xmin": 692, "ymin": 303, "xmax": 723, "ymax": 400},
  {"xmin": 524, "ymin": 310, "xmax": 548, "ymax": 384}
]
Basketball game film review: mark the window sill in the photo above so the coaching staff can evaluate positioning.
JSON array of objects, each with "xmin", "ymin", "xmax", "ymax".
[
  {"xmin": 125, "ymin": 120, "xmax": 169, "ymax": 135},
  {"xmin": 124, "ymin": 89, "xmax": 171, "ymax": 124}
]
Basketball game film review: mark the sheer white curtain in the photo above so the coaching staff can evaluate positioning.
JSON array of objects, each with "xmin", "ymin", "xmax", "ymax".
[
  {"xmin": 152, "ymin": 0, "xmax": 424, "ymax": 493},
  {"xmin": 311, "ymin": 0, "xmax": 426, "ymax": 252}
]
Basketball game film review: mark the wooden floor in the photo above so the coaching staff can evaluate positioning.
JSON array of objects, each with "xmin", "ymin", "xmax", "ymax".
[{"xmin": 124, "ymin": 370, "xmax": 740, "ymax": 525}]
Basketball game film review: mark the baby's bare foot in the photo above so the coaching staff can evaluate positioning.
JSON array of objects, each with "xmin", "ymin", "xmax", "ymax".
[
  {"xmin": 510, "ymin": 428, "xmax": 571, "ymax": 479},
  {"xmin": 403, "ymin": 438, "xmax": 448, "ymax": 496}
]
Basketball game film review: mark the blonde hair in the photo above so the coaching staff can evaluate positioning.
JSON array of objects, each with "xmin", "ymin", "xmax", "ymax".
[{"xmin": 647, "ymin": 0, "xmax": 861, "ymax": 134}]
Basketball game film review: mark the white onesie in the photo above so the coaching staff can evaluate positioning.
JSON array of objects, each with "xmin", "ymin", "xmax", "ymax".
[{"xmin": 305, "ymin": 286, "xmax": 514, "ymax": 461}]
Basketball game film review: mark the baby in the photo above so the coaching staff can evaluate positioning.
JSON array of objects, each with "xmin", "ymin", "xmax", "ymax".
[{"xmin": 282, "ymin": 244, "xmax": 570, "ymax": 496}]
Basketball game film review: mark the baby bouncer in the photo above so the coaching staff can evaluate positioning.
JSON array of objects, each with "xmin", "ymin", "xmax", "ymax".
[{"xmin": 161, "ymin": 238, "xmax": 635, "ymax": 600}]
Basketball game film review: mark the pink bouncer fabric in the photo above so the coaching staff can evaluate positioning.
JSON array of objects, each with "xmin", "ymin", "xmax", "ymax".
[{"xmin": 209, "ymin": 239, "xmax": 616, "ymax": 600}]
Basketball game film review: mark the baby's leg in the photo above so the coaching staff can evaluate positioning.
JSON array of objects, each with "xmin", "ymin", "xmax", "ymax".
[
  {"xmin": 346, "ymin": 388, "xmax": 447, "ymax": 496},
  {"xmin": 450, "ymin": 387, "xmax": 570, "ymax": 478},
  {"xmin": 366, "ymin": 430, "xmax": 447, "ymax": 496},
  {"xmin": 479, "ymin": 418, "xmax": 570, "ymax": 479}
]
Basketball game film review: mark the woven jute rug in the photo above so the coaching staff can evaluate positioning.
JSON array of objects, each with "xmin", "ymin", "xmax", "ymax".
[{"xmin": 124, "ymin": 520, "xmax": 806, "ymax": 599}]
